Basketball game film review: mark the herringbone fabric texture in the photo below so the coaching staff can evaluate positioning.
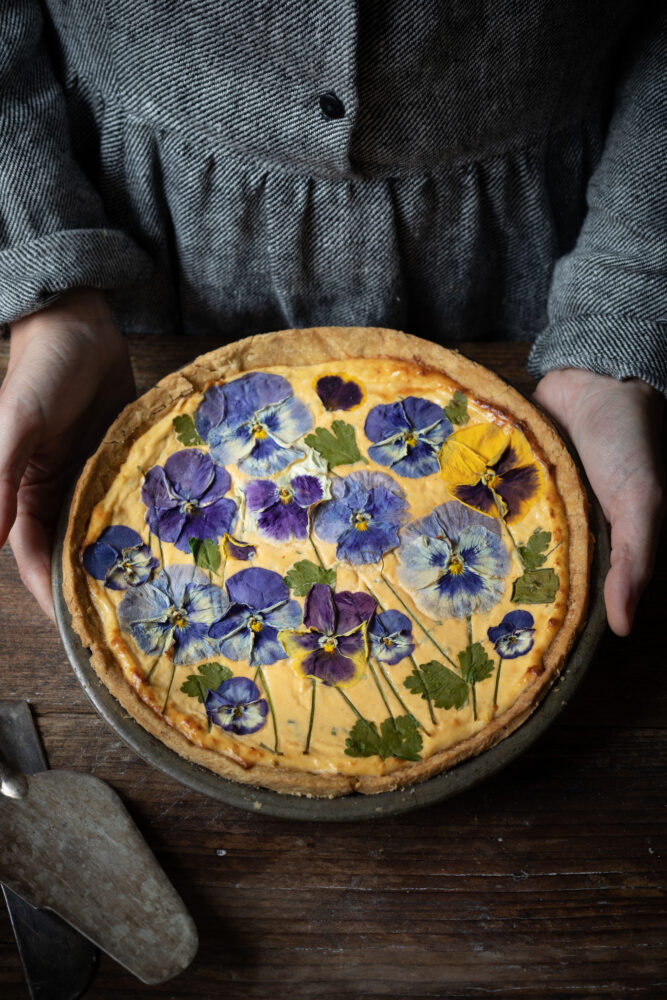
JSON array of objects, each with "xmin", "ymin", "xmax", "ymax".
[{"xmin": 0, "ymin": 1, "xmax": 665, "ymax": 393}]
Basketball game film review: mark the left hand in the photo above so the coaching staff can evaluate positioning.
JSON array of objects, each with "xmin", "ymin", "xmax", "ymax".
[{"xmin": 532, "ymin": 368, "xmax": 665, "ymax": 636}]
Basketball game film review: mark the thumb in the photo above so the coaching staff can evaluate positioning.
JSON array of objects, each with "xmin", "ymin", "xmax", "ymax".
[
  {"xmin": 0, "ymin": 387, "xmax": 42, "ymax": 548},
  {"xmin": 604, "ymin": 482, "xmax": 664, "ymax": 636}
]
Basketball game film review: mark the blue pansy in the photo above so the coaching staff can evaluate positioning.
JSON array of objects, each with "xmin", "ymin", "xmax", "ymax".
[
  {"xmin": 396, "ymin": 501, "xmax": 510, "ymax": 619},
  {"xmin": 487, "ymin": 610, "xmax": 535, "ymax": 658},
  {"xmin": 312, "ymin": 470, "xmax": 408, "ymax": 564},
  {"xmin": 141, "ymin": 449, "xmax": 237, "ymax": 553},
  {"xmin": 364, "ymin": 397, "xmax": 452, "ymax": 478},
  {"xmin": 205, "ymin": 677, "xmax": 269, "ymax": 735},
  {"xmin": 82, "ymin": 525, "xmax": 158, "ymax": 590},
  {"xmin": 209, "ymin": 567, "xmax": 301, "ymax": 666},
  {"xmin": 117, "ymin": 564, "xmax": 229, "ymax": 666},
  {"xmin": 368, "ymin": 610, "xmax": 415, "ymax": 666},
  {"xmin": 194, "ymin": 372, "xmax": 313, "ymax": 476}
]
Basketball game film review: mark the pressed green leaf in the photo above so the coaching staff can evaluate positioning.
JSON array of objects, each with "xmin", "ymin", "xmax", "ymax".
[
  {"xmin": 518, "ymin": 529, "xmax": 551, "ymax": 570},
  {"xmin": 512, "ymin": 568, "xmax": 560, "ymax": 604},
  {"xmin": 344, "ymin": 714, "xmax": 422, "ymax": 761},
  {"xmin": 188, "ymin": 537, "xmax": 222, "ymax": 573},
  {"xmin": 284, "ymin": 559, "xmax": 336, "ymax": 596},
  {"xmin": 404, "ymin": 660, "xmax": 468, "ymax": 710},
  {"xmin": 457, "ymin": 643, "xmax": 495, "ymax": 684},
  {"xmin": 443, "ymin": 390, "xmax": 469, "ymax": 425},
  {"xmin": 304, "ymin": 420, "xmax": 367, "ymax": 468},
  {"xmin": 180, "ymin": 662, "xmax": 232, "ymax": 703},
  {"xmin": 173, "ymin": 414, "xmax": 204, "ymax": 447}
]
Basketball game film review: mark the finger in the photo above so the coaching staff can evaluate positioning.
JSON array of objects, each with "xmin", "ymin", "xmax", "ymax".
[
  {"xmin": 8, "ymin": 508, "xmax": 56, "ymax": 622},
  {"xmin": 603, "ymin": 482, "xmax": 665, "ymax": 636}
]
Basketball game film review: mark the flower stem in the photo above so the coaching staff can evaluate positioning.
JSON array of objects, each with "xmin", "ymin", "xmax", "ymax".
[
  {"xmin": 408, "ymin": 654, "xmax": 437, "ymax": 725},
  {"xmin": 337, "ymin": 687, "xmax": 365, "ymax": 721},
  {"xmin": 368, "ymin": 659, "xmax": 397, "ymax": 731},
  {"xmin": 380, "ymin": 571, "xmax": 458, "ymax": 670},
  {"xmin": 303, "ymin": 679, "xmax": 317, "ymax": 754},
  {"xmin": 471, "ymin": 681, "xmax": 478, "ymax": 721},
  {"xmin": 467, "ymin": 614, "xmax": 477, "ymax": 722},
  {"xmin": 158, "ymin": 537, "xmax": 165, "ymax": 569},
  {"xmin": 309, "ymin": 536, "xmax": 327, "ymax": 570},
  {"xmin": 493, "ymin": 656, "xmax": 503, "ymax": 710},
  {"xmin": 377, "ymin": 659, "xmax": 431, "ymax": 735},
  {"xmin": 162, "ymin": 663, "xmax": 176, "ymax": 713},
  {"xmin": 257, "ymin": 666, "xmax": 280, "ymax": 754},
  {"xmin": 145, "ymin": 652, "xmax": 162, "ymax": 683}
]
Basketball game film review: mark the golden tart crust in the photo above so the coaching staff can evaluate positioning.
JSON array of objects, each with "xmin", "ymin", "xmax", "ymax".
[{"xmin": 63, "ymin": 327, "xmax": 591, "ymax": 797}]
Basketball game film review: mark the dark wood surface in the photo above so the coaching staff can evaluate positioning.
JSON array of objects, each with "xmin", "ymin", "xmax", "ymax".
[{"xmin": 0, "ymin": 337, "xmax": 665, "ymax": 1000}]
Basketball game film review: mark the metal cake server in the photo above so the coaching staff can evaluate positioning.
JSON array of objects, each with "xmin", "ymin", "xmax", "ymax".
[{"xmin": 0, "ymin": 701, "xmax": 198, "ymax": 986}]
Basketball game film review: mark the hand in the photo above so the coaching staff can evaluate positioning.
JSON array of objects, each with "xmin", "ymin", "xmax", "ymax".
[
  {"xmin": 532, "ymin": 368, "xmax": 665, "ymax": 636},
  {"xmin": 0, "ymin": 288, "xmax": 135, "ymax": 620}
]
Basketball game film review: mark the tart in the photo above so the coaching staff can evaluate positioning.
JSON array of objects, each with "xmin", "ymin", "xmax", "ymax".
[{"xmin": 63, "ymin": 327, "xmax": 591, "ymax": 797}]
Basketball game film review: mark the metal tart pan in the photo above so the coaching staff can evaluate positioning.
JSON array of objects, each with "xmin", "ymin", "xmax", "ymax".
[{"xmin": 53, "ymin": 483, "xmax": 608, "ymax": 822}]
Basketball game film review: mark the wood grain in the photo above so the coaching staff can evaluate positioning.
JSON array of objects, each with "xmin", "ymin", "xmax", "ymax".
[{"xmin": 0, "ymin": 337, "xmax": 665, "ymax": 999}]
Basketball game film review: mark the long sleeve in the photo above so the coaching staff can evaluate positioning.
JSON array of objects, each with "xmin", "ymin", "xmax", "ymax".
[
  {"xmin": 527, "ymin": 8, "xmax": 667, "ymax": 396},
  {"xmin": 0, "ymin": 0, "xmax": 152, "ymax": 325}
]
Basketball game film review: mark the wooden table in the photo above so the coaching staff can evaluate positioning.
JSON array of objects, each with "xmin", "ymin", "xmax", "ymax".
[{"xmin": 0, "ymin": 338, "xmax": 665, "ymax": 999}]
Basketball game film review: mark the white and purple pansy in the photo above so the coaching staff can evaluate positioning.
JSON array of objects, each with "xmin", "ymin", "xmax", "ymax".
[
  {"xmin": 117, "ymin": 565, "xmax": 228, "ymax": 666},
  {"xmin": 208, "ymin": 567, "xmax": 301, "ymax": 666},
  {"xmin": 82, "ymin": 525, "xmax": 158, "ymax": 590},
  {"xmin": 368, "ymin": 609, "xmax": 415, "ymax": 666},
  {"xmin": 396, "ymin": 501, "xmax": 511, "ymax": 619},
  {"xmin": 312, "ymin": 470, "xmax": 408, "ymax": 564},
  {"xmin": 194, "ymin": 372, "xmax": 313, "ymax": 476},
  {"xmin": 364, "ymin": 397, "xmax": 452, "ymax": 478},
  {"xmin": 279, "ymin": 584, "xmax": 376, "ymax": 687},
  {"xmin": 141, "ymin": 449, "xmax": 237, "ymax": 553},
  {"xmin": 487, "ymin": 610, "xmax": 535, "ymax": 658},
  {"xmin": 205, "ymin": 677, "xmax": 269, "ymax": 735},
  {"xmin": 244, "ymin": 455, "xmax": 330, "ymax": 542}
]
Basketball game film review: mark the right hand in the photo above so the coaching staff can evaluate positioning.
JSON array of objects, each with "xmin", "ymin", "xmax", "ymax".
[{"xmin": 0, "ymin": 288, "xmax": 135, "ymax": 620}]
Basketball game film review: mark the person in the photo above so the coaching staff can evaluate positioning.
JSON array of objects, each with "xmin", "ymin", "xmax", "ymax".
[{"xmin": 0, "ymin": 2, "xmax": 664, "ymax": 635}]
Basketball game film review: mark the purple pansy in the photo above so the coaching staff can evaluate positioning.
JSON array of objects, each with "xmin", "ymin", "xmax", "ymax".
[
  {"xmin": 82, "ymin": 525, "xmax": 158, "ymax": 590},
  {"xmin": 141, "ymin": 449, "xmax": 237, "ymax": 553},
  {"xmin": 205, "ymin": 677, "xmax": 269, "ymax": 735},
  {"xmin": 208, "ymin": 567, "xmax": 301, "ymax": 666},
  {"xmin": 312, "ymin": 470, "xmax": 408, "ymax": 564},
  {"xmin": 368, "ymin": 610, "xmax": 415, "ymax": 666},
  {"xmin": 222, "ymin": 534, "xmax": 257, "ymax": 561},
  {"xmin": 194, "ymin": 372, "xmax": 313, "ymax": 476},
  {"xmin": 279, "ymin": 584, "xmax": 376, "ymax": 687},
  {"xmin": 245, "ymin": 470, "xmax": 327, "ymax": 542},
  {"xmin": 364, "ymin": 397, "xmax": 452, "ymax": 478},
  {"xmin": 117, "ymin": 565, "xmax": 228, "ymax": 666},
  {"xmin": 315, "ymin": 375, "xmax": 364, "ymax": 411},
  {"xmin": 487, "ymin": 610, "xmax": 535, "ymax": 658},
  {"xmin": 396, "ymin": 501, "xmax": 510, "ymax": 619}
]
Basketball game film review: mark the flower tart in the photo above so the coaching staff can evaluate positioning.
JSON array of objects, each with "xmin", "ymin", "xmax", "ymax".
[{"xmin": 63, "ymin": 327, "xmax": 591, "ymax": 797}]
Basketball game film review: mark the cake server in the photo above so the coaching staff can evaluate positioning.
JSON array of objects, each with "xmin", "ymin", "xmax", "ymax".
[{"xmin": 0, "ymin": 700, "xmax": 198, "ymax": 985}]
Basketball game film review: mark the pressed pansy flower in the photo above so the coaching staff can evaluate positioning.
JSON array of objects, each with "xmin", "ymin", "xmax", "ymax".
[
  {"xmin": 222, "ymin": 534, "xmax": 256, "ymax": 561},
  {"xmin": 279, "ymin": 583, "xmax": 376, "ymax": 687},
  {"xmin": 82, "ymin": 525, "xmax": 158, "ymax": 590},
  {"xmin": 364, "ymin": 397, "xmax": 452, "ymax": 478},
  {"xmin": 142, "ymin": 449, "xmax": 237, "ymax": 553},
  {"xmin": 244, "ymin": 454, "xmax": 330, "ymax": 542},
  {"xmin": 205, "ymin": 677, "xmax": 269, "ymax": 735},
  {"xmin": 194, "ymin": 372, "xmax": 313, "ymax": 476},
  {"xmin": 396, "ymin": 501, "xmax": 510, "ymax": 619},
  {"xmin": 315, "ymin": 375, "xmax": 364, "ymax": 411},
  {"xmin": 368, "ymin": 610, "xmax": 415, "ymax": 666},
  {"xmin": 487, "ymin": 610, "xmax": 535, "ymax": 658},
  {"xmin": 312, "ymin": 470, "xmax": 408, "ymax": 564},
  {"xmin": 439, "ymin": 423, "xmax": 544, "ymax": 524},
  {"xmin": 209, "ymin": 567, "xmax": 301, "ymax": 666},
  {"xmin": 117, "ymin": 565, "xmax": 228, "ymax": 666}
]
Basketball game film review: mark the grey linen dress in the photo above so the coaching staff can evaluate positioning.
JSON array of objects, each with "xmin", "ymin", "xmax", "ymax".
[{"xmin": 1, "ymin": 1, "xmax": 666, "ymax": 394}]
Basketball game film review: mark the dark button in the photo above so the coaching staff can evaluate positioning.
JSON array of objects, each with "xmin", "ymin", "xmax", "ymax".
[{"xmin": 319, "ymin": 92, "xmax": 345, "ymax": 120}]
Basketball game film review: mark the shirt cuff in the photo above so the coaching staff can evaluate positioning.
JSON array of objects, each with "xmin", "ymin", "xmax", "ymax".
[
  {"xmin": 527, "ymin": 314, "xmax": 667, "ymax": 397},
  {"xmin": 0, "ymin": 227, "xmax": 153, "ymax": 325}
]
